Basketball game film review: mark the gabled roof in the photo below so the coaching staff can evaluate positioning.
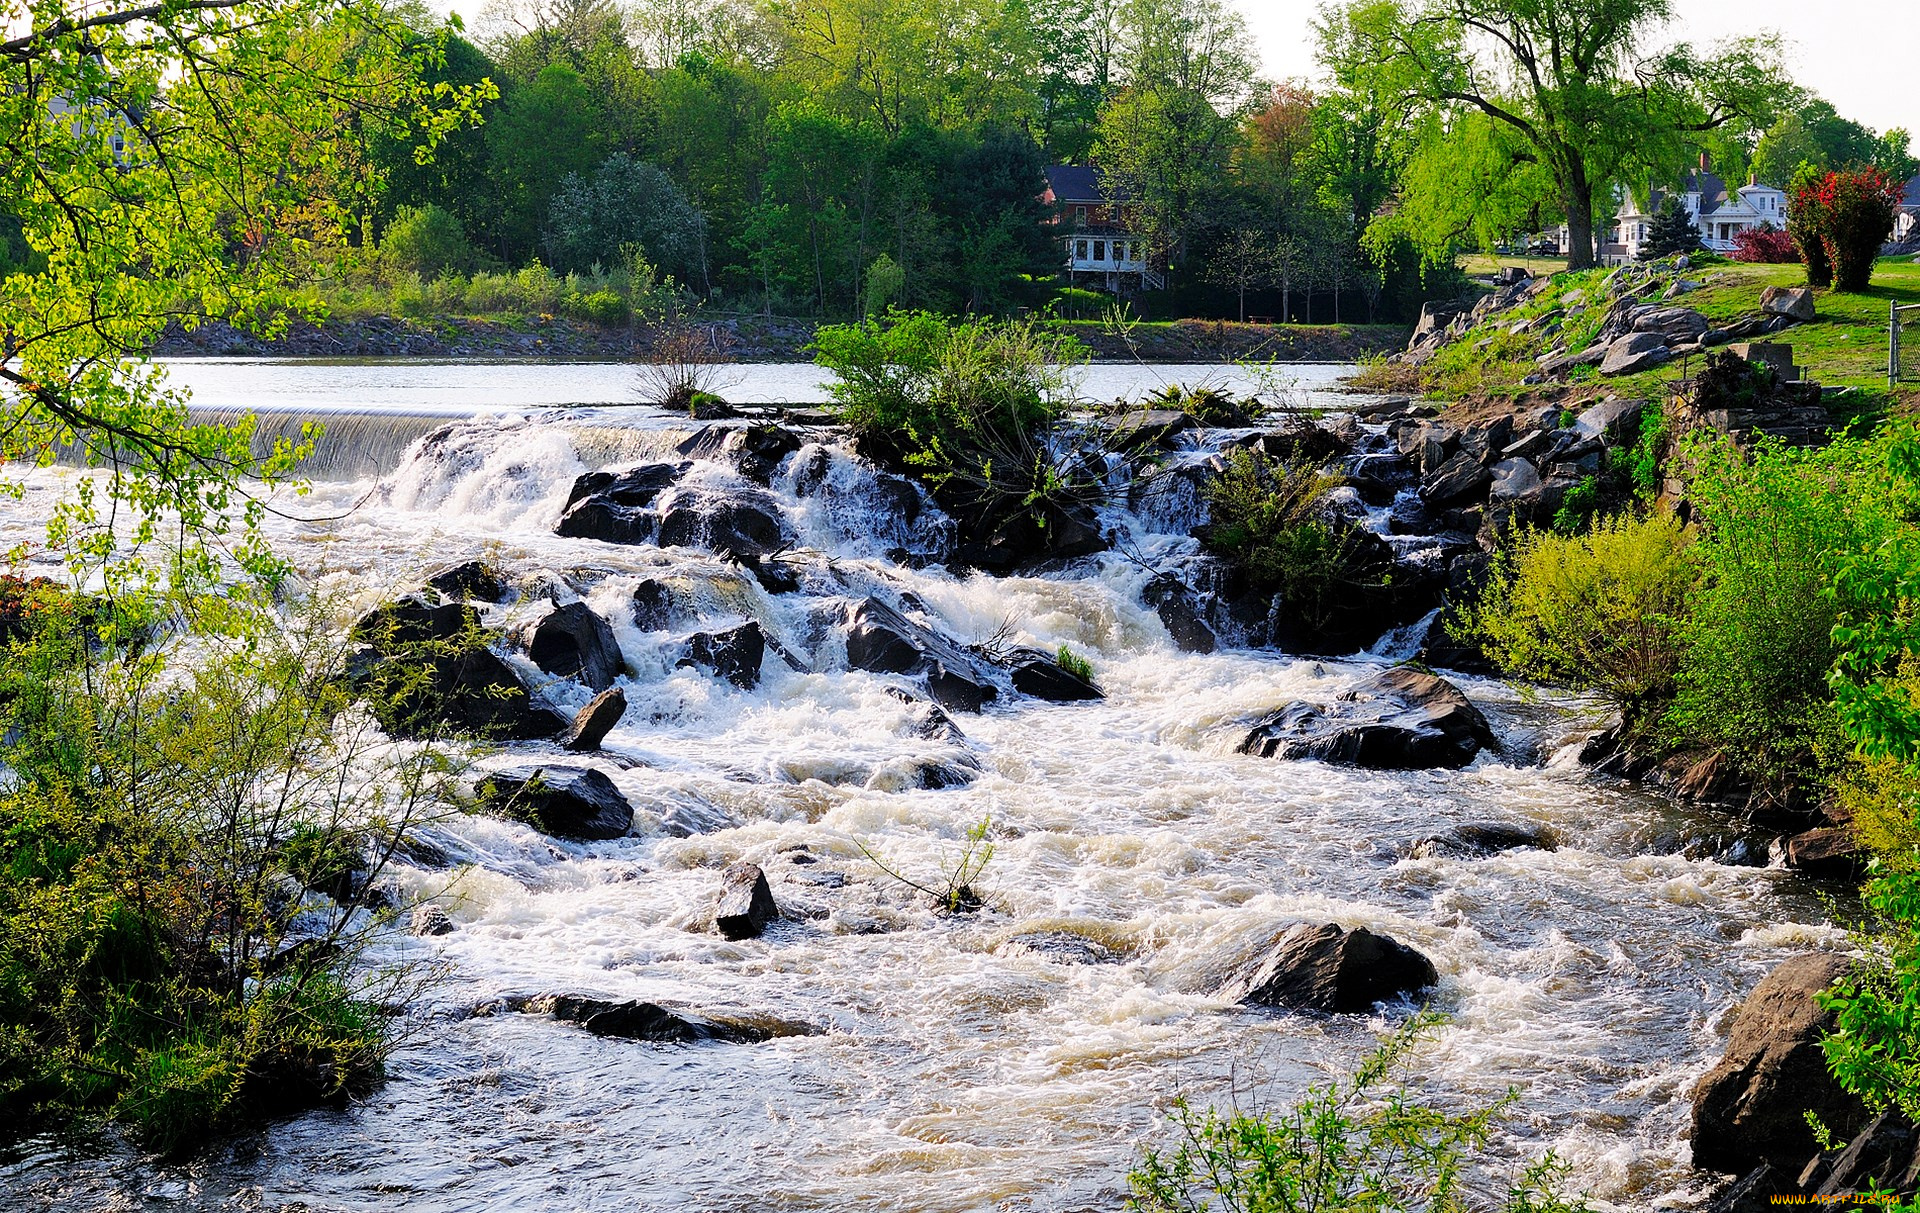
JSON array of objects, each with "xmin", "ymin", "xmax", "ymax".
[
  {"xmin": 1904, "ymin": 174, "xmax": 1920, "ymax": 209},
  {"xmin": 1043, "ymin": 164, "xmax": 1126, "ymax": 205}
]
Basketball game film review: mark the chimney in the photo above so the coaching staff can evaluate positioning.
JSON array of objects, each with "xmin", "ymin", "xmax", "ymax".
[{"xmin": 1699, "ymin": 150, "xmax": 1710, "ymax": 171}]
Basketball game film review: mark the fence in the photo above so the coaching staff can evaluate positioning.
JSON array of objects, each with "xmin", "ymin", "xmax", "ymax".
[{"xmin": 1897, "ymin": 302, "xmax": 1920, "ymax": 386}]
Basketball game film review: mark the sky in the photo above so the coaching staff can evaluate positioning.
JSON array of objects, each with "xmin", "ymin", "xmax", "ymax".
[{"xmin": 1242, "ymin": 0, "xmax": 1916, "ymax": 137}]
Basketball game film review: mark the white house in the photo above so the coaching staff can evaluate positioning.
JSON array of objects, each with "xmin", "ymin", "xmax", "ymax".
[
  {"xmin": 1040, "ymin": 165, "xmax": 1162, "ymax": 291},
  {"xmin": 1895, "ymin": 174, "xmax": 1920, "ymax": 245},
  {"xmin": 1602, "ymin": 159, "xmax": 1787, "ymax": 260}
]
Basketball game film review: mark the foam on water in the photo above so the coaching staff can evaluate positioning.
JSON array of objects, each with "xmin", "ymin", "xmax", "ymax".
[{"xmin": 0, "ymin": 374, "xmax": 1846, "ymax": 1213}]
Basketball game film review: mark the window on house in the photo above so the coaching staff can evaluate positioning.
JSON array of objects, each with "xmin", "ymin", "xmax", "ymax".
[
  {"xmin": 1075, "ymin": 240, "xmax": 1089, "ymax": 261},
  {"xmin": 1074, "ymin": 205, "xmax": 1087, "ymax": 226},
  {"xmin": 1093, "ymin": 240, "xmax": 1107, "ymax": 262}
]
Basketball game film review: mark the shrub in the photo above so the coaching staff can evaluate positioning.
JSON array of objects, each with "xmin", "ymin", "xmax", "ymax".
[
  {"xmin": 1730, "ymin": 223, "xmax": 1797, "ymax": 263},
  {"xmin": 637, "ymin": 322, "xmax": 740, "ymax": 412},
  {"xmin": 857, "ymin": 818, "xmax": 995, "ymax": 914},
  {"xmin": 1664, "ymin": 434, "xmax": 1905, "ymax": 800},
  {"xmin": 1128, "ymin": 1014, "xmax": 1587, "ymax": 1213},
  {"xmin": 1815, "ymin": 167, "xmax": 1905, "ymax": 292},
  {"xmin": 568, "ymin": 288, "xmax": 629, "ymax": 326},
  {"xmin": 379, "ymin": 204, "xmax": 473, "ymax": 278},
  {"xmin": 1200, "ymin": 448, "xmax": 1387, "ymax": 637},
  {"xmin": 0, "ymin": 591, "xmax": 460, "ymax": 1149},
  {"xmin": 1463, "ymin": 512, "xmax": 1698, "ymax": 722},
  {"xmin": 1787, "ymin": 162, "xmax": 1834, "ymax": 288},
  {"xmin": 1142, "ymin": 382, "xmax": 1253, "ymax": 426}
]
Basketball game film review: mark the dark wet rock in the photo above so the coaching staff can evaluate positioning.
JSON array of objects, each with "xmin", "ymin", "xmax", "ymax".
[
  {"xmin": 897, "ymin": 697, "xmax": 966, "ymax": 744},
  {"xmin": 1691, "ymin": 953, "xmax": 1870, "ymax": 1173},
  {"xmin": 350, "ymin": 595, "xmax": 477, "ymax": 648},
  {"xmin": 555, "ymin": 463, "xmax": 687, "ymax": 544},
  {"xmin": 482, "ymin": 766, "xmax": 634, "ymax": 841},
  {"xmin": 409, "ymin": 905, "xmax": 455, "ymax": 937},
  {"xmin": 562, "ymin": 687, "xmax": 627, "ymax": 752},
  {"xmin": 841, "ymin": 598, "xmax": 996, "ymax": 713},
  {"xmin": 1413, "ymin": 609, "xmax": 1492, "ymax": 676},
  {"xmin": 1706, "ymin": 1164, "xmax": 1794, "ymax": 1213},
  {"xmin": 657, "ymin": 491, "xmax": 789, "ymax": 557},
  {"xmin": 1144, "ymin": 576, "xmax": 1217, "ymax": 654},
  {"xmin": 521, "ymin": 601, "xmax": 623, "ymax": 692},
  {"xmin": 1000, "ymin": 930, "xmax": 1119, "ymax": 965},
  {"xmin": 660, "ymin": 799, "xmax": 742, "ymax": 838},
  {"xmin": 630, "ymin": 578, "xmax": 679, "ymax": 630},
  {"xmin": 1811, "ymin": 1110, "xmax": 1920, "ymax": 1200},
  {"xmin": 954, "ymin": 504, "xmax": 1109, "ymax": 574},
  {"xmin": 350, "ymin": 631, "xmax": 568, "ymax": 742},
  {"xmin": 1006, "ymin": 648, "xmax": 1104, "ymax": 702},
  {"xmin": 677, "ymin": 424, "xmax": 803, "ymax": 484},
  {"xmin": 904, "ymin": 758, "xmax": 978, "ymax": 790},
  {"xmin": 679, "ymin": 621, "xmax": 766, "ymax": 690},
  {"xmin": 1345, "ymin": 452, "xmax": 1414, "ymax": 507},
  {"xmin": 731, "ymin": 550, "xmax": 801, "ymax": 595},
  {"xmin": 1783, "ymin": 827, "xmax": 1865, "ymax": 880},
  {"xmin": 426, "ymin": 560, "xmax": 509, "ymax": 603},
  {"xmin": 1421, "ymin": 452, "xmax": 1492, "ymax": 506},
  {"xmin": 1234, "ymin": 923, "xmax": 1437, "ymax": 1013},
  {"xmin": 537, "ymin": 995, "xmax": 812, "ymax": 1043},
  {"xmin": 1239, "ymin": 667, "xmax": 1496, "ymax": 769},
  {"xmin": 1396, "ymin": 419, "xmax": 1459, "ymax": 477},
  {"xmin": 1110, "ymin": 408, "xmax": 1194, "ymax": 451},
  {"xmin": 1409, "ymin": 822, "xmax": 1555, "ymax": 859},
  {"xmin": 714, "ymin": 862, "xmax": 780, "ymax": 940}
]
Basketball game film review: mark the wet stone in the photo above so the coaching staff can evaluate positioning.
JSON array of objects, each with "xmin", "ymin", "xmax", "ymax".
[{"xmin": 714, "ymin": 862, "xmax": 780, "ymax": 940}]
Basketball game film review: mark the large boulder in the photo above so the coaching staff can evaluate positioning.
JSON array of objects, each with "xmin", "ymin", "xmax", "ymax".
[
  {"xmin": 656, "ymin": 489, "xmax": 789, "ymax": 557},
  {"xmin": 841, "ymin": 598, "xmax": 997, "ymax": 712},
  {"xmin": 522, "ymin": 601, "xmax": 622, "ymax": 691},
  {"xmin": 425, "ymin": 560, "xmax": 509, "ymax": 603},
  {"xmin": 1783, "ymin": 827, "xmax": 1866, "ymax": 879},
  {"xmin": 676, "ymin": 424, "xmax": 802, "ymax": 484},
  {"xmin": 481, "ymin": 765, "xmax": 634, "ymax": 840},
  {"xmin": 1761, "ymin": 285, "xmax": 1817, "ymax": 322},
  {"xmin": 1233, "ymin": 923, "xmax": 1438, "ymax": 1013},
  {"xmin": 1409, "ymin": 822, "xmax": 1555, "ymax": 859},
  {"xmin": 1691, "ymin": 953, "xmax": 1871, "ymax": 1173},
  {"xmin": 1239, "ymin": 667, "xmax": 1497, "ymax": 770},
  {"xmin": 1811, "ymin": 1110, "xmax": 1920, "ymax": 1200},
  {"xmin": 1572, "ymin": 396, "xmax": 1646, "ymax": 443},
  {"xmin": 1006, "ymin": 648, "xmax": 1104, "ymax": 702},
  {"xmin": 1487, "ymin": 458, "xmax": 1543, "ymax": 502},
  {"xmin": 1633, "ymin": 306, "xmax": 1710, "ymax": 344},
  {"xmin": 554, "ymin": 463, "xmax": 686, "ymax": 544},
  {"xmin": 348, "ymin": 598, "xmax": 566, "ymax": 741},
  {"xmin": 679, "ymin": 621, "xmax": 766, "ymax": 689},
  {"xmin": 1421, "ymin": 451, "xmax": 1492, "ymax": 506},
  {"xmin": 1600, "ymin": 332, "xmax": 1672, "ymax": 376},
  {"xmin": 1143, "ymin": 576, "xmax": 1218, "ymax": 654}
]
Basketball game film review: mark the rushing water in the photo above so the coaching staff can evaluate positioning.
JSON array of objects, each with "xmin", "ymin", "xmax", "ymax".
[{"xmin": 1, "ymin": 361, "xmax": 1840, "ymax": 1212}]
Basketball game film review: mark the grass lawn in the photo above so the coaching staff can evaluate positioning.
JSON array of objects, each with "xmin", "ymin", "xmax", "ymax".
[{"xmin": 1459, "ymin": 251, "xmax": 1572, "ymax": 277}]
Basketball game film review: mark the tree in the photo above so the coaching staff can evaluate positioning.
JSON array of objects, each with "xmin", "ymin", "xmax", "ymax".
[
  {"xmin": 1204, "ymin": 228, "xmax": 1277, "ymax": 322},
  {"xmin": 1333, "ymin": 0, "xmax": 1788, "ymax": 270},
  {"xmin": 1094, "ymin": 0, "xmax": 1257, "ymax": 291},
  {"xmin": 1638, "ymin": 196, "xmax": 1702, "ymax": 259},
  {"xmin": 382, "ymin": 204, "xmax": 477, "ymax": 276},
  {"xmin": 477, "ymin": 62, "xmax": 607, "ymax": 260},
  {"xmin": 0, "ymin": 0, "xmax": 487, "ymax": 567},
  {"xmin": 1752, "ymin": 98, "xmax": 1879, "ymax": 186},
  {"xmin": 544, "ymin": 153, "xmax": 710, "ymax": 284}
]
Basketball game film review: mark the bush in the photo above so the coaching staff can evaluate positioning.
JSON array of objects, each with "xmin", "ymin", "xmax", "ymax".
[
  {"xmin": 1664, "ymin": 434, "xmax": 1905, "ymax": 800},
  {"xmin": 0, "ymin": 591, "xmax": 459, "ymax": 1149},
  {"xmin": 1730, "ymin": 223, "xmax": 1797, "ymax": 263},
  {"xmin": 1463, "ymin": 512, "xmax": 1698, "ymax": 722},
  {"xmin": 1200, "ymin": 448, "xmax": 1388, "ymax": 637},
  {"xmin": 379, "ymin": 204, "xmax": 473, "ymax": 278},
  {"xmin": 1790, "ymin": 166, "xmax": 1903, "ymax": 291},
  {"xmin": 1128, "ymin": 1014, "xmax": 1587, "ymax": 1213},
  {"xmin": 568, "ymin": 288, "xmax": 629, "ymax": 326}
]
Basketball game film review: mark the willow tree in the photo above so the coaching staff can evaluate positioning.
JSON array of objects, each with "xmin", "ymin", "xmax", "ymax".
[
  {"xmin": 0, "ymin": 0, "xmax": 488, "ymax": 581},
  {"xmin": 1327, "ymin": 0, "xmax": 1788, "ymax": 269}
]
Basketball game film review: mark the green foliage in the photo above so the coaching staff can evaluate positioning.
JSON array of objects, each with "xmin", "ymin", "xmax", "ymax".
[
  {"xmin": 1055, "ymin": 645, "xmax": 1094, "ymax": 682},
  {"xmin": 1549, "ymin": 477, "xmax": 1601, "ymax": 535},
  {"xmin": 0, "ymin": 588, "xmax": 460, "ymax": 1149},
  {"xmin": 380, "ymin": 204, "xmax": 475, "ymax": 278},
  {"xmin": 1143, "ymin": 383, "xmax": 1254, "ymax": 426},
  {"xmin": 1200, "ymin": 449, "xmax": 1384, "ymax": 634},
  {"xmin": 1464, "ymin": 513, "xmax": 1698, "ymax": 721},
  {"xmin": 1819, "ymin": 869, "xmax": 1920, "ymax": 1124},
  {"xmin": 1665, "ymin": 434, "xmax": 1910, "ymax": 797},
  {"xmin": 569, "ymin": 288, "xmax": 631, "ymax": 326},
  {"xmin": 543, "ymin": 153, "xmax": 709, "ymax": 283},
  {"xmin": 858, "ymin": 818, "xmax": 996, "ymax": 914},
  {"xmin": 1127, "ymin": 1014, "xmax": 1587, "ymax": 1213}
]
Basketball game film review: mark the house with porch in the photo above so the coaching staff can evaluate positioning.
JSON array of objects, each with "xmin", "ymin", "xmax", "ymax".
[
  {"xmin": 1040, "ymin": 164, "xmax": 1163, "ymax": 291},
  {"xmin": 1599, "ymin": 157, "xmax": 1787, "ymax": 261},
  {"xmin": 1895, "ymin": 174, "xmax": 1920, "ymax": 246}
]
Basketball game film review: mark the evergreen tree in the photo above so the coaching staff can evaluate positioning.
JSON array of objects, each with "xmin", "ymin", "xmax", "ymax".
[{"xmin": 1640, "ymin": 196, "xmax": 1702, "ymax": 259}]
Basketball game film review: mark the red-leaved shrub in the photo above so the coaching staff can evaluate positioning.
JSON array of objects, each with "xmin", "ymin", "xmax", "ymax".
[
  {"xmin": 1791, "ymin": 167, "xmax": 1903, "ymax": 291},
  {"xmin": 1731, "ymin": 223, "xmax": 1797, "ymax": 263}
]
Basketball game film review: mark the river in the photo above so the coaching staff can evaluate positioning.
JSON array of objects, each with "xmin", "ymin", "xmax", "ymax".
[{"xmin": 0, "ymin": 360, "xmax": 1838, "ymax": 1211}]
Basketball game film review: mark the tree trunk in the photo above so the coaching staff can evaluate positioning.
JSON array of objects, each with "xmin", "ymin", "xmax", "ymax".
[
  {"xmin": 1238, "ymin": 283, "xmax": 1247, "ymax": 323},
  {"xmin": 1564, "ymin": 170, "xmax": 1597, "ymax": 271}
]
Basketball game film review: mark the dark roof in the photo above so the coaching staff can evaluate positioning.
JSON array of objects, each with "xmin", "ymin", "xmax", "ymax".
[
  {"xmin": 1905, "ymin": 174, "xmax": 1920, "ymax": 208},
  {"xmin": 1651, "ymin": 169, "xmax": 1730, "ymax": 216},
  {"xmin": 1043, "ymin": 164, "xmax": 1125, "ymax": 205}
]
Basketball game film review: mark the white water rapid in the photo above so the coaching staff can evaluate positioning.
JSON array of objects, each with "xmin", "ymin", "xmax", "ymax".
[{"xmin": 0, "ymin": 362, "xmax": 1842, "ymax": 1212}]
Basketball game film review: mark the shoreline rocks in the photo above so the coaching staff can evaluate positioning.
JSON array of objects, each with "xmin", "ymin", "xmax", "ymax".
[
  {"xmin": 481, "ymin": 765, "xmax": 635, "ymax": 840},
  {"xmin": 1240, "ymin": 667, "xmax": 1497, "ymax": 770}
]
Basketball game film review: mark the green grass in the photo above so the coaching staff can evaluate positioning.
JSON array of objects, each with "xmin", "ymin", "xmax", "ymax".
[{"xmin": 1459, "ymin": 251, "xmax": 1573, "ymax": 277}]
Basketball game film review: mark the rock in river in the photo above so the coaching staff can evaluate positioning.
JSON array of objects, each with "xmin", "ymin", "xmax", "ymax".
[
  {"xmin": 1691, "ymin": 952, "xmax": 1870, "ymax": 1173},
  {"xmin": 535, "ymin": 995, "xmax": 814, "ymax": 1043},
  {"xmin": 561, "ymin": 686, "xmax": 627, "ymax": 752},
  {"xmin": 1005, "ymin": 647, "xmax": 1104, "ymax": 702},
  {"xmin": 679, "ymin": 621, "xmax": 766, "ymax": 689},
  {"xmin": 713, "ymin": 861, "xmax": 780, "ymax": 940},
  {"xmin": 482, "ymin": 765, "xmax": 634, "ymax": 840},
  {"xmin": 1233, "ymin": 923, "xmax": 1438, "ymax": 1013},
  {"xmin": 522, "ymin": 601, "xmax": 623, "ymax": 691},
  {"xmin": 842, "ymin": 597, "xmax": 997, "ymax": 713},
  {"xmin": 1239, "ymin": 667, "xmax": 1496, "ymax": 769}
]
